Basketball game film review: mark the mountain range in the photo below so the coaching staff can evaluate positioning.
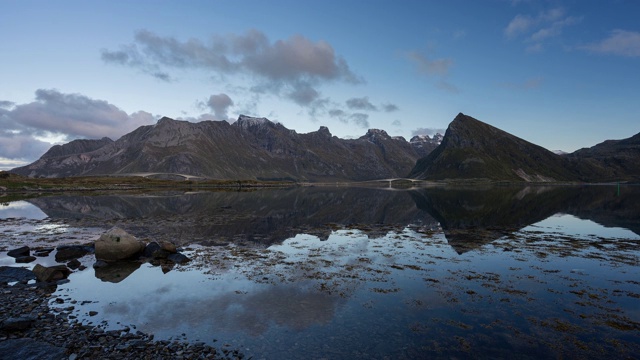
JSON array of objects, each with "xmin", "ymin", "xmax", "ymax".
[
  {"xmin": 11, "ymin": 113, "xmax": 640, "ymax": 182},
  {"xmin": 12, "ymin": 115, "xmax": 439, "ymax": 181}
]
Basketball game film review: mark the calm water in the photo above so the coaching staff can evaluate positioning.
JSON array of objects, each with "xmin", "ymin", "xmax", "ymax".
[{"xmin": 1, "ymin": 185, "xmax": 639, "ymax": 359}]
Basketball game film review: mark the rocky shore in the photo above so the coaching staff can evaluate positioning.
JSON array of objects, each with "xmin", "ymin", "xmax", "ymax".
[
  {"xmin": 0, "ymin": 280, "xmax": 242, "ymax": 360},
  {"xmin": 0, "ymin": 227, "xmax": 245, "ymax": 360}
]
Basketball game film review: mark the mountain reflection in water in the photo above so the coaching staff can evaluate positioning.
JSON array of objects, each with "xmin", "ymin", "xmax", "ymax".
[{"xmin": 26, "ymin": 185, "xmax": 640, "ymax": 252}]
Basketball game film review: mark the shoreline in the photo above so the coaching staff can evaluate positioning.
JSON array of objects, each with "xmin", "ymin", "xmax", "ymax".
[{"xmin": 0, "ymin": 280, "xmax": 238, "ymax": 360}]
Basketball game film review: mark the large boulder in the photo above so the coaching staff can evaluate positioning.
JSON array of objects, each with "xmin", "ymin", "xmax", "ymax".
[{"xmin": 94, "ymin": 227, "xmax": 144, "ymax": 262}]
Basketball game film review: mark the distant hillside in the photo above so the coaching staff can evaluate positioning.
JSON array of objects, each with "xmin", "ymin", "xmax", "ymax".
[
  {"xmin": 11, "ymin": 115, "xmax": 439, "ymax": 181},
  {"xmin": 567, "ymin": 132, "xmax": 640, "ymax": 181},
  {"xmin": 408, "ymin": 113, "xmax": 640, "ymax": 182}
]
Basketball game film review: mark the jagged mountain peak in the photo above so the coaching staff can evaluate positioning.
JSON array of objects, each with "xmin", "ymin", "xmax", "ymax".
[
  {"xmin": 234, "ymin": 114, "xmax": 274, "ymax": 129},
  {"xmin": 361, "ymin": 129, "xmax": 391, "ymax": 141}
]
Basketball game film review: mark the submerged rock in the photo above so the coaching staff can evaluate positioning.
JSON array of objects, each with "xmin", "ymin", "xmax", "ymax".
[{"xmin": 95, "ymin": 227, "xmax": 144, "ymax": 261}]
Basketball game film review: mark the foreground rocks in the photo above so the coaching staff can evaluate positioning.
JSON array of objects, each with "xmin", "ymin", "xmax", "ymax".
[
  {"xmin": 0, "ymin": 281, "xmax": 240, "ymax": 360},
  {"xmin": 1, "ymin": 227, "xmax": 209, "ymax": 359}
]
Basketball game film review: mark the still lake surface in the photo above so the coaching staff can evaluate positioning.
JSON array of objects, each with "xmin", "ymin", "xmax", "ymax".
[{"xmin": 1, "ymin": 185, "xmax": 639, "ymax": 359}]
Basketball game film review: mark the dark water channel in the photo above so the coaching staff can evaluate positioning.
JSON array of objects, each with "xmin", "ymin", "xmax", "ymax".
[{"xmin": 1, "ymin": 185, "xmax": 639, "ymax": 359}]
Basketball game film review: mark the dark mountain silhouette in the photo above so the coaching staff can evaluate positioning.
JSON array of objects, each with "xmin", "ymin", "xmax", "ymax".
[
  {"xmin": 408, "ymin": 113, "xmax": 640, "ymax": 182},
  {"xmin": 12, "ymin": 115, "xmax": 439, "ymax": 181}
]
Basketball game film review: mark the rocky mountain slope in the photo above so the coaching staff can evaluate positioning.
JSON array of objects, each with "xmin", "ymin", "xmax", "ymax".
[
  {"xmin": 566, "ymin": 132, "xmax": 640, "ymax": 181},
  {"xmin": 12, "ymin": 115, "xmax": 440, "ymax": 181},
  {"xmin": 408, "ymin": 113, "xmax": 640, "ymax": 182}
]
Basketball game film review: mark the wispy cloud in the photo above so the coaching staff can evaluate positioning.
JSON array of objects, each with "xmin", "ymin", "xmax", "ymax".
[
  {"xmin": 406, "ymin": 51, "xmax": 453, "ymax": 76},
  {"xmin": 580, "ymin": 30, "xmax": 640, "ymax": 57},
  {"xmin": 383, "ymin": 103, "xmax": 399, "ymax": 112},
  {"xmin": 349, "ymin": 113, "xmax": 370, "ymax": 128},
  {"xmin": 346, "ymin": 97, "xmax": 377, "ymax": 111},
  {"xmin": 504, "ymin": 8, "xmax": 581, "ymax": 52},
  {"xmin": 406, "ymin": 50, "xmax": 457, "ymax": 93}
]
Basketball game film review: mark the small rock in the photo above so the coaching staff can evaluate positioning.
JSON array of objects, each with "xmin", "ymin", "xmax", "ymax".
[
  {"xmin": 34, "ymin": 248, "xmax": 55, "ymax": 257},
  {"xmin": 89, "ymin": 311, "xmax": 98, "ymax": 316},
  {"xmin": 142, "ymin": 242, "xmax": 161, "ymax": 258},
  {"xmin": 7, "ymin": 246, "xmax": 30, "ymax": 258},
  {"xmin": 32, "ymin": 264, "xmax": 72, "ymax": 283},
  {"xmin": 67, "ymin": 259, "xmax": 81, "ymax": 270},
  {"xmin": 160, "ymin": 241, "xmax": 177, "ymax": 254},
  {"xmin": 15, "ymin": 256, "xmax": 37, "ymax": 263},
  {"xmin": 167, "ymin": 253, "xmax": 190, "ymax": 264}
]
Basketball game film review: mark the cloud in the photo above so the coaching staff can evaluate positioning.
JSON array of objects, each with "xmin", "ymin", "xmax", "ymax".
[
  {"xmin": 8, "ymin": 89, "xmax": 154, "ymax": 139},
  {"xmin": 504, "ymin": 8, "xmax": 581, "ymax": 51},
  {"xmin": 328, "ymin": 109, "xmax": 347, "ymax": 123},
  {"xmin": 0, "ymin": 89, "xmax": 157, "ymax": 165},
  {"xmin": 0, "ymin": 100, "xmax": 15, "ymax": 109},
  {"xmin": 346, "ymin": 97, "xmax": 377, "ymax": 111},
  {"xmin": 383, "ymin": 103, "xmax": 399, "ymax": 112},
  {"xmin": 406, "ymin": 51, "xmax": 453, "ymax": 76},
  {"xmin": 102, "ymin": 29, "xmax": 362, "ymax": 107},
  {"xmin": 391, "ymin": 120, "xmax": 401, "ymax": 126},
  {"xmin": 350, "ymin": 113, "xmax": 369, "ymax": 128},
  {"xmin": 411, "ymin": 127, "xmax": 445, "ymax": 137},
  {"xmin": 288, "ymin": 82, "xmax": 320, "ymax": 106},
  {"xmin": 206, "ymin": 93, "xmax": 234, "ymax": 120},
  {"xmin": 0, "ymin": 131, "xmax": 51, "ymax": 162},
  {"xmin": 581, "ymin": 30, "xmax": 640, "ymax": 57}
]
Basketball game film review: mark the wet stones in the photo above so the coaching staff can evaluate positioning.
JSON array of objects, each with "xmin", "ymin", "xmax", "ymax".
[
  {"xmin": 142, "ymin": 241, "xmax": 190, "ymax": 265},
  {"xmin": 95, "ymin": 227, "xmax": 145, "ymax": 261}
]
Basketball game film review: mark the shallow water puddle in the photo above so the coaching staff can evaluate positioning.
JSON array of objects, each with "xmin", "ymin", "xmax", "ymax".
[{"xmin": 44, "ymin": 216, "xmax": 640, "ymax": 359}]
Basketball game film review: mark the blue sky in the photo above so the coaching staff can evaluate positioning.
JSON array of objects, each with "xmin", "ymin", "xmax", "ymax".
[{"xmin": 1, "ymin": 0, "xmax": 639, "ymax": 169}]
